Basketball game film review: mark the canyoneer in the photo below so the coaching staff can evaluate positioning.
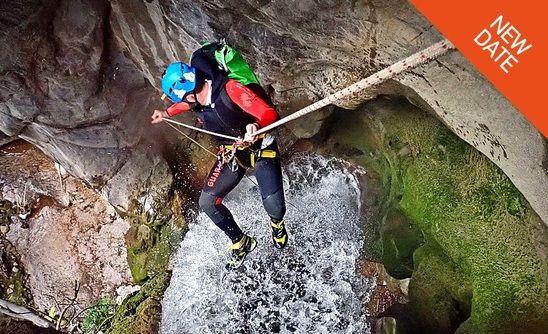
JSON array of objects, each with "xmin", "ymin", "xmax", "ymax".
[{"xmin": 151, "ymin": 41, "xmax": 288, "ymax": 270}]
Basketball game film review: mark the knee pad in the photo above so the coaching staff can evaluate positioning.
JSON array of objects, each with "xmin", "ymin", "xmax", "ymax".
[{"xmin": 262, "ymin": 188, "xmax": 286, "ymax": 220}]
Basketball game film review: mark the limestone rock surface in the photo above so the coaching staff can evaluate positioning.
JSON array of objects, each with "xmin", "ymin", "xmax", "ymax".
[{"xmin": 0, "ymin": 0, "xmax": 546, "ymax": 224}]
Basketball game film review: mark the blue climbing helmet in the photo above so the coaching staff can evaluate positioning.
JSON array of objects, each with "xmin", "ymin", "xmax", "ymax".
[{"xmin": 161, "ymin": 62, "xmax": 197, "ymax": 103}]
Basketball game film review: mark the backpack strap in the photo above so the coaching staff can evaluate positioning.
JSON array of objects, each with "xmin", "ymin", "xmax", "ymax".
[{"xmin": 218, "ymin": 43, "xmax": 230, "ymax": 72}]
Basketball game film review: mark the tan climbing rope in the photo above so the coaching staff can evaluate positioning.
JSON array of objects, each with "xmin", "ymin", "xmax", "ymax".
[
  {"xmin": 164, "ymin": 121, "xmax": 218, "ymax": 157},
  {"xmin": 163, "ymin": 117, "xmax": 241, "ymax": 141},
  {"xmin": 252, "ymin": 38, "xmax": 455, "ymax": 136}
]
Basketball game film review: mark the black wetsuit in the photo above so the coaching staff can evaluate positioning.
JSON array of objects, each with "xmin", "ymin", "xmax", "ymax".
[{"xmin": 193, "ymin": 67, "xmax": 286, "ymax": 243}]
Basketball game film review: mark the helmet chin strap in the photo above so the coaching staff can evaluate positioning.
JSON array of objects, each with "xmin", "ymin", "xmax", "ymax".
[
  {"xmin": 192, "ymin": 90, "xmax": 200, "ymax": 105},
  {"xmin": 183, "ymin": 90, "xmax": 201, "ymax": 110}
]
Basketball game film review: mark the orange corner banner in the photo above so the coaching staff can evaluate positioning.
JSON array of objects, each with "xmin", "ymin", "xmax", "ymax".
[{"xmin": 409, "ymin": 0, "xmax": 547, "ymax": 139}]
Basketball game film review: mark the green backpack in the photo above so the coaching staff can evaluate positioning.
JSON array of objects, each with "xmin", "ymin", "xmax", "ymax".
[{"xmin": 190, "ymin": 40, "xmax": 260, "ymax": 86}]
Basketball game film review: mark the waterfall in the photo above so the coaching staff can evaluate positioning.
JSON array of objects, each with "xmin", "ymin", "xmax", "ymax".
[{"xmin": 160, "ymin": 152, "xmax": 373, "ymax": 333}]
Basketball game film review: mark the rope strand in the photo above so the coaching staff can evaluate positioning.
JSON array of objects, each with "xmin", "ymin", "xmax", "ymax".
[
  {"xmin": 252, "ymin": 39, "xmax": 455, "ymax": 136},
  {"xmin": 164, "ymin": 121, "xmax": 217, "ymax": 157},
  {"xmin": 163, "ymin": 117, "xmax": 241, "ymax": 141}
]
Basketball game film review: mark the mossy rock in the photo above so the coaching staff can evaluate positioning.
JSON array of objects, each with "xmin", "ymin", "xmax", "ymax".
[
  {"xmin": 392, "ymin": 105, "xmax": 548, "ymax": 333},
  {"xmin": 106, "ymin": 271, "xmax": 171, "ymax": 334},
  {"xmin": 397, "ymin": 122, "xmax": 548, "ymax": 333},
  {"xmin": 133, "ymin": 298, "xmax": 162, "ymax": 334},
  {"xmin": 107, "ymin": 188, "xmax": 186, "ymax": 332},
  {"xmin": 125, "ymin": 216, "xmax": 182, "ymax": 284},
  {"xmin": 0, "ymin": 238, "xmax": 32, "ymax": 306},
  {"xmin": 407, "ymin": 243, "xmax": 472, "ymax": 334},
  {"xmin": 127, "ymin": 249, "xmax": 149, "ymax": 283},
  {"xmin": 380, "ymin": 207, "xmax": 424, "ymax": 279},
  {"xmin": 314, "ymin": 96, "xmax": 548, "ymax": 333}
]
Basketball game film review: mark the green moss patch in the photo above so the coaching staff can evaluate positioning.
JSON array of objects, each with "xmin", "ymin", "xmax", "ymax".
[
  {"xmin": 380, "ymin": 207, "xmax": 424, "ymax": 279},
  {"xmin": 398, "ymin": 117, "xmax": 548, "ymax": 333},
  {"xmin": 0, "ymin": 231, "xmax": 32, "ymax": 307},
  {"xmin": 408, "ymin": 242, "xmax": 473, "ymax": 334},
  {"xmin": 106, "ymin": 189, "xmax": 188, "ymax": 333},
  {"xmin": 106, "ymin": 271, "xmax": 171, "ymax": 334}
]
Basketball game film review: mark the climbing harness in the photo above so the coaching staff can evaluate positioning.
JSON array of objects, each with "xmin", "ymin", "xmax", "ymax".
[
  {"xmin": 165, "ymin": 120, "xmax": 277, "ymax": 171},
  {"xmin": 217, "ymin": 144, "xmax": 241, "ymax": 172},
  {"xmin": 165, "ymin": 121, "xmax": 293, "ymax": 208},
  {"xmin": 216, "ymin": 134, "xmax": 277, "ymax": 171}
]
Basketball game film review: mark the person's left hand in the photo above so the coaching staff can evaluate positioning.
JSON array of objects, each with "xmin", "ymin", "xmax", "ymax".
[{"xmin": 243, "ymin": 123, "xmax": 260, "ymax": 143}]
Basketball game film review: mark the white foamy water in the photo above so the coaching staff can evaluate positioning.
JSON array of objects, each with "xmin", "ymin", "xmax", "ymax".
[{"xmin": 160, "ymin": 153, "xmax": 373, "ymax": 334}]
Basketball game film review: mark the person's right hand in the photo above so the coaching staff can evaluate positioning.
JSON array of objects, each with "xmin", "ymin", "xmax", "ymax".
[
  {"xmin": 151, "ymin": 109, "xmax": 169, "ymax": 124},
  {"xmin": 243, "ymin": 123, "xmax": 260, "ymax": 143}
]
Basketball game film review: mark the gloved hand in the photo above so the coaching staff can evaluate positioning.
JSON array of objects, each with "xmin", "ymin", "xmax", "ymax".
[{"xmin": 243, "ymin": 123, "xmax": 260, "ymax": 143}]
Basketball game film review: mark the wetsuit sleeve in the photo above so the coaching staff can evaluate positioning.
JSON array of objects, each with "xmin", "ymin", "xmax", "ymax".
[
  {"xmin": 225, "ymin": 79, "xmax": 279, "ymax": 128},
  {"xmin": 166, "ymin": 102, "xmax": 191, "ymax": 117}
]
